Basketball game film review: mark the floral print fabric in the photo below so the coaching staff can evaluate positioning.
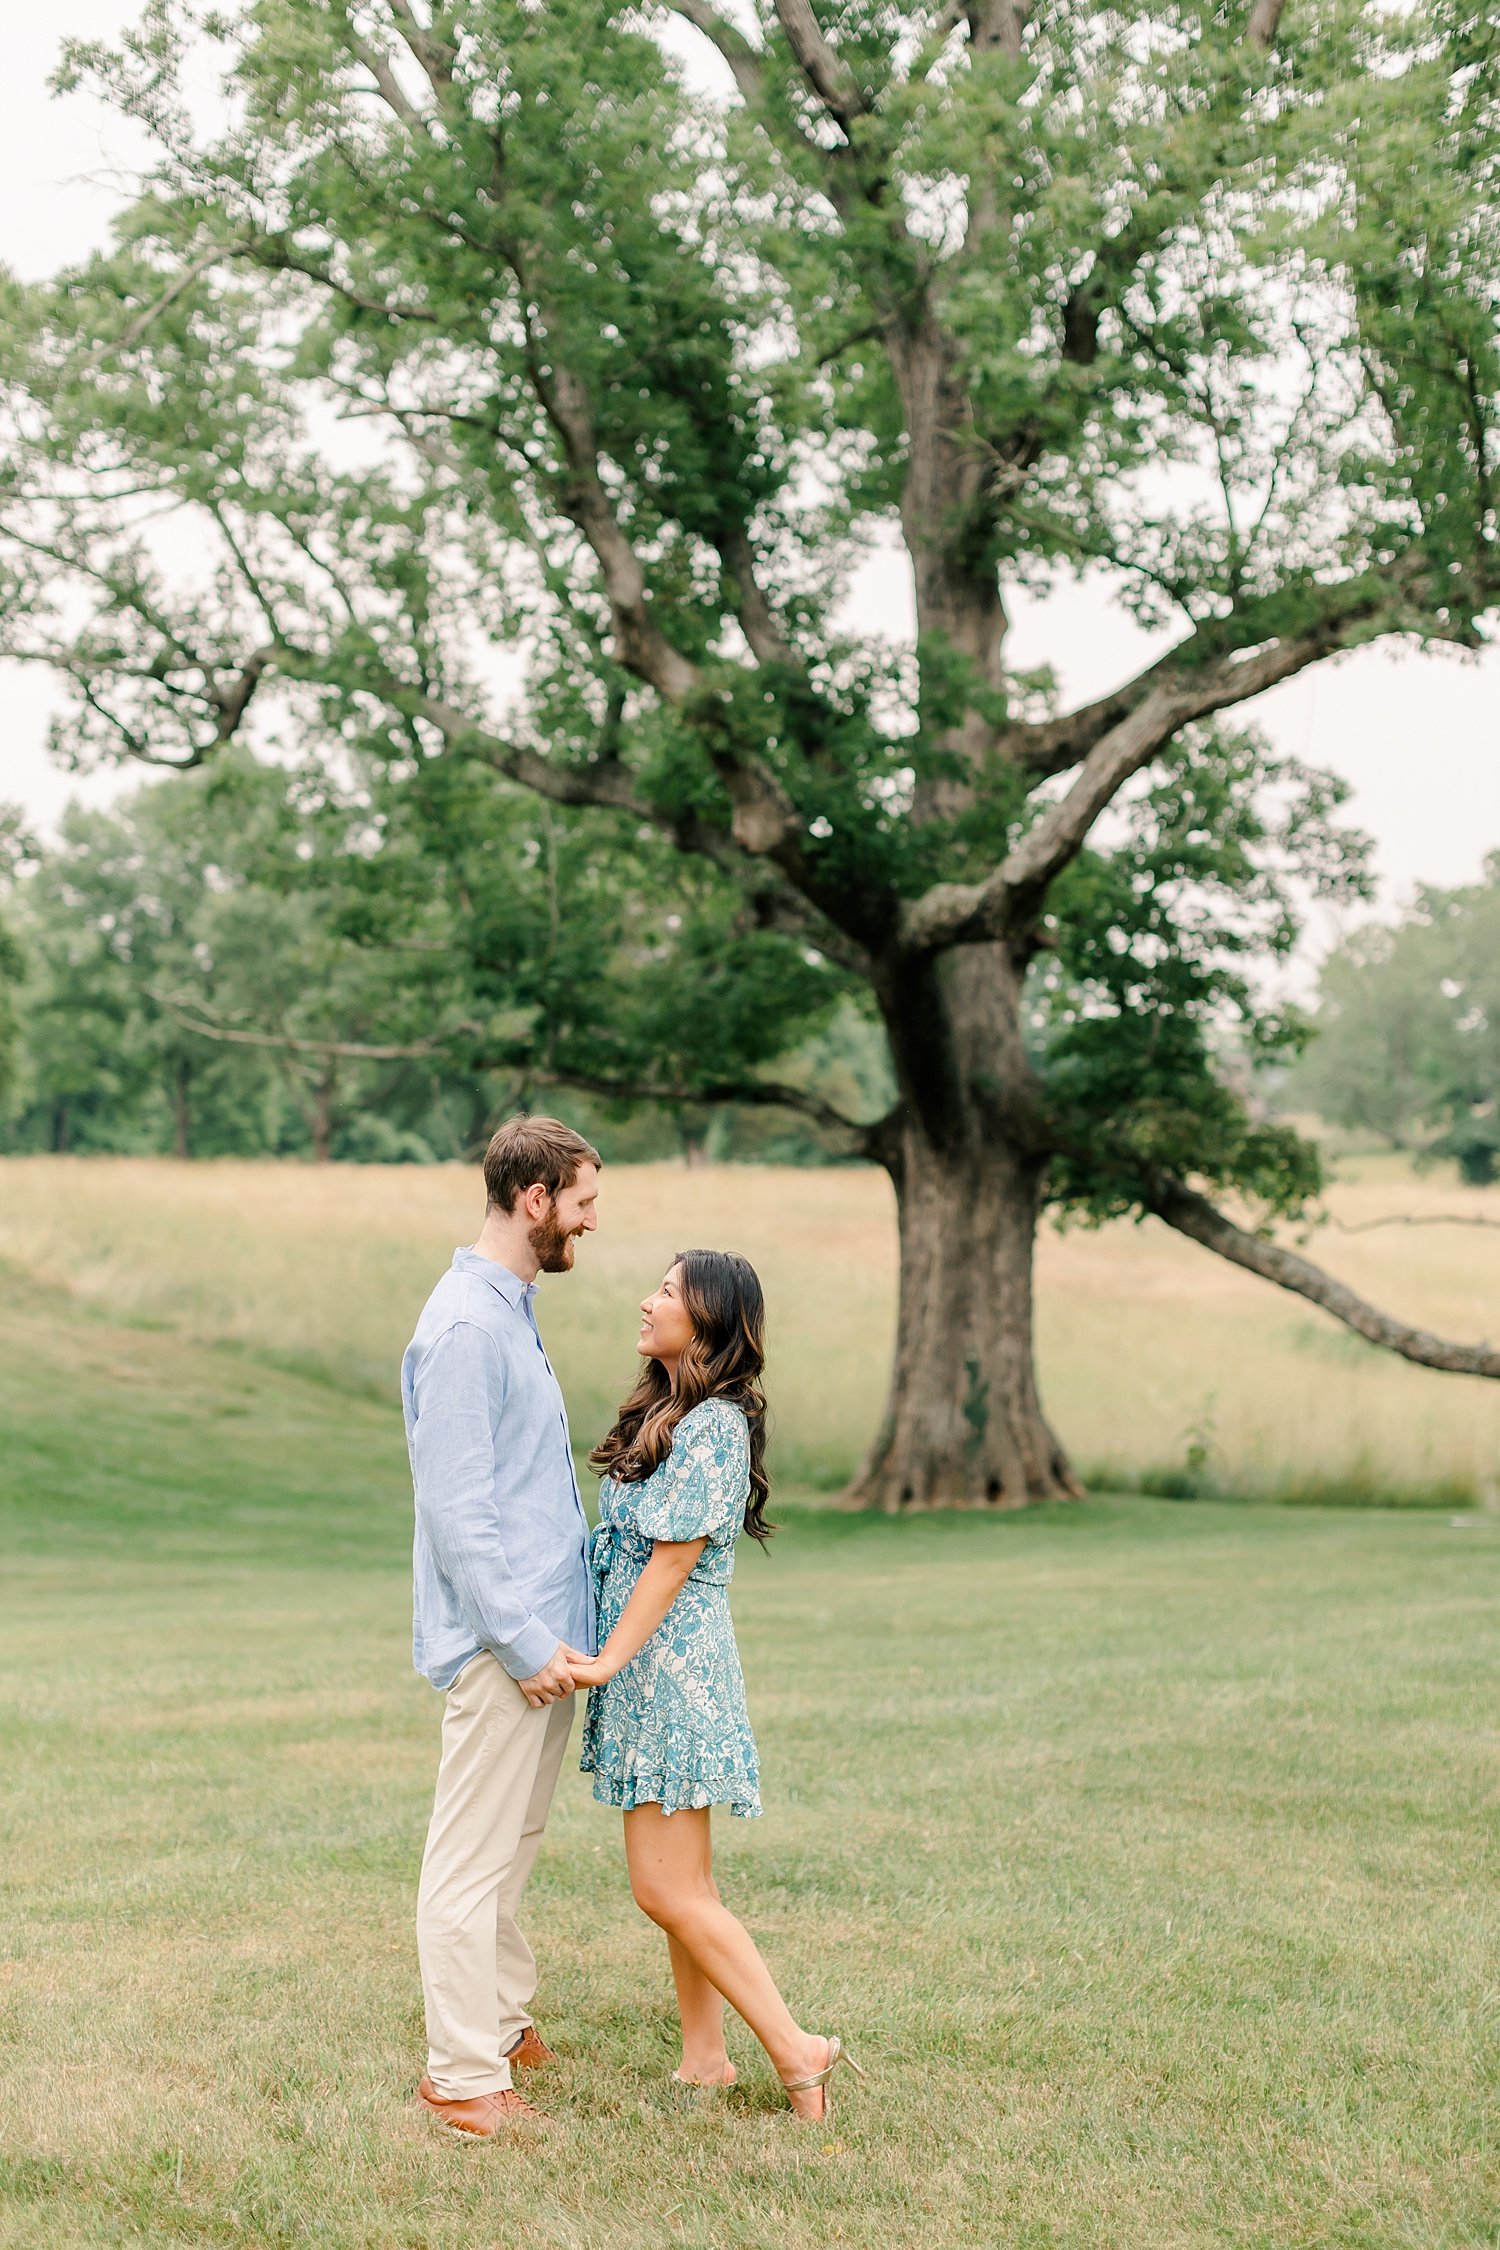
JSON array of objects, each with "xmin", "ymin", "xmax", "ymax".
[{"xmin": 580, "ymin": 1397, "xmax": 762, "ymax": 1819}]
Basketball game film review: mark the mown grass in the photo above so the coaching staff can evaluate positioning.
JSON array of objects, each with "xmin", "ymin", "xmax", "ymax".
[
  {"xmin": 2, "ymin": 1271, "xmax": 1498, "ymax": 2247},
  {"xmin": 1, "ymin": 1151, "xmax": 1497, "ymax": 1503}
]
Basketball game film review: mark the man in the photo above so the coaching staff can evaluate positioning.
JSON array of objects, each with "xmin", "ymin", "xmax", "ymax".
[{"xmin": 402, "ymin": 1115, "xmax": 601, "ymax": 2137}]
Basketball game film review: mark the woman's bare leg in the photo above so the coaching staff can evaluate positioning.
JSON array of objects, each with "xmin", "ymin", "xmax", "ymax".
[
  {"xmin": 667, "ymin": 1930, "xmax": 735, "ymax": 2085},
  {"xmin": 624, "ymin": 1804, "xmax": 830, "ymax": 2117}
]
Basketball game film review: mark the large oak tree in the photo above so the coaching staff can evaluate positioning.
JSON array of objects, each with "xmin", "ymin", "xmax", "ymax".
[{"xmin": 2, "ymin": 0, "xmax": 1497, "ymax": 1504}]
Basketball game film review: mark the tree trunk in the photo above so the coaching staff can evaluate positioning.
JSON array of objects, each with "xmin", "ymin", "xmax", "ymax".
[
  {"xmin": 849, "ymin": 1124, "xmax": 1079, "ymax": 1509},
  {"xmin": 311, "ymin": 1079, "xmax": 333, "ymax": 1163},
  {"xmin": 850, "ymin": 947, "xmax": 1080, "ymax": 1510},
  {"xmin": 170, "ymin": 1060, "xmax": 192, "ymax": 1161}
]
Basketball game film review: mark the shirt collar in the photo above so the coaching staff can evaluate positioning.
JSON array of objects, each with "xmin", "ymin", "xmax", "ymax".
[{"xmin": 451, "ymin": 1246, "xmax": 537, "ymax": 1308}]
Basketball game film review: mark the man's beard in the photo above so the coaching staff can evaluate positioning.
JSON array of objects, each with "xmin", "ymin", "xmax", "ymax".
[{"xmin": 528, "ymin": 1201, "xmax": 578, "ymax": 1274}]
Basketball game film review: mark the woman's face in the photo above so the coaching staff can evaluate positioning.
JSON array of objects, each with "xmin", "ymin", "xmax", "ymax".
[{"xmin": 638, "ymin": 1262, "xmax": 696, "ymax": 1372}]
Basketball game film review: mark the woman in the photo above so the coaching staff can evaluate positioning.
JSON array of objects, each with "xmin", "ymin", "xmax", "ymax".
[{"xmin": 570, "ymin": 1249, "xmax": 864, "ymax": 2121}]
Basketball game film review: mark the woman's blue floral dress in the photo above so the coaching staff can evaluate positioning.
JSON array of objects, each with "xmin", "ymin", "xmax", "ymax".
[{"xmin": 580, "ymin": 1397, "xmax": 761, "ymax": 1820}]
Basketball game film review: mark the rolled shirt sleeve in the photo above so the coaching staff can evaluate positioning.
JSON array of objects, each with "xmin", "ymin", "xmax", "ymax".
[{"xmin": 409, "ymin": 1322, "xmax": 561, "ymax": 1681}]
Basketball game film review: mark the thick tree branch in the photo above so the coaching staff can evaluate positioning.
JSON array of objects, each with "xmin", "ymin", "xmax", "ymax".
[
  {"xmin": 364, "ymin": 673, "xmax": 873, "ymax": 962},
  {"xmin": 1145, "ymin": 1171, "xmax": 1500, "ymax": 1380},
  {"xmin": 331, "ymin": 6, "xmax": 433, "ymax": 130},
  {"xmin": 698, "ymin": 720, "xmax": 824, "ymax": 881},
  {"xmin": 967, "ymin": 0, "xmax": 1033, "ymax": 61},
  {"xmin": 1000, "ymin": 650, "xmax": 1186, "ymax": 779},
  {"xmin": 717, "ymin": 526, "xmax": 796, "ymax": 668},
  {"xmin": 385, "ymin": 0, "xmax": 456, "ymax": 97},
  {"xmin": 374, "ymin": 682, "xmax": 654, "ymax": 816},
  {"xmin": 519, "ymin": 340, "xmax": 698, "ymax": 703},
  {"xmin": 252, "ymin": 176, "xmax": 699, "ymax": 711},
  {"xmin": 772, "ymin": 0, "xmax": 867, "ymax": 132},
  {"xmin": 1246, "ymin": 0, "xmax": 1289, "ymax": 51},
  {"xmin": 902, "ymin": 604, "xmax": 1392, "ymax": 954},
  {"xmin": 999, "ymin": 543, "xmax": 1485, "ymax": 783},
  {"xmin": 657, "ymin": 0, "xmax": 766, "ymax": 103}
]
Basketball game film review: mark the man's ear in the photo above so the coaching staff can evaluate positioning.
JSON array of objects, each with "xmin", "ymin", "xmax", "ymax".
[{"xmin": 522, "ymin": 1181, "xmax": 552, "ymax": 1221}]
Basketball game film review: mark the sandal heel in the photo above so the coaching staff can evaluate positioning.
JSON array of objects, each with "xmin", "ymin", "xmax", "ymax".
[{"xmin": 780, "ymin": 2034, "xmax": 866, "ymax": 2119}]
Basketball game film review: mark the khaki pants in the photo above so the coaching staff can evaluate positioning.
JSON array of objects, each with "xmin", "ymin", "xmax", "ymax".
[{"xmin": 416, "ymin": 1652, "xmax": 575, "ymax": 2098}]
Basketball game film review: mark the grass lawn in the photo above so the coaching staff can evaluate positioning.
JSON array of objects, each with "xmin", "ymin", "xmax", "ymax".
[{"xmin": 2, "ymin": 1271, "xmax": 1498, "ymax": 2248}]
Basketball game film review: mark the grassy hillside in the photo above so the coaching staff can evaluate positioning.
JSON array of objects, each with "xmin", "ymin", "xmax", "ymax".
[
  {"xmin": 1, "ymin": 1151, "xmax": 1496, "ymax": 1503},
  {"xmin": 2, "ymin": 1268, "xmax": 1498, "ymax": 2248}
]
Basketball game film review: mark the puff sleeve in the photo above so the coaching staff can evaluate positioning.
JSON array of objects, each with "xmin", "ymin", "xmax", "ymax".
[{"xmin": 632, "ymin": 1400, "xmax": 749, "ymax": 1545}]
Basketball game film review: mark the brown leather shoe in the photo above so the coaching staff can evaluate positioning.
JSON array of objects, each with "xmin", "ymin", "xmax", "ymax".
[
  {"xmin": 506, "ymin": 2026, "xmax": 556, "ymax": 2070},
  {"xmin": 416, "ymin": 2077, "xmax": 549, "ymax": 2136}
]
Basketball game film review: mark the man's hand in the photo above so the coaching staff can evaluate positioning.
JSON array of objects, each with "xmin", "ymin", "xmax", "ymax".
[{"xmin": 515, "ymin": 1645, "xmax": 576, "ymax": 1708}]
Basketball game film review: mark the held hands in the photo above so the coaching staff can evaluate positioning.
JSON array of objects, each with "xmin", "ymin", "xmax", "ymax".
[
  {"xmin": 516, "ymin": 1643, "xmax": 615, "ymax": 1706},
  {"xmin": 563, "ymin": 1651, "xmax": 617, "ymax": 1690},
  {"xmin": 516, "ymin": 1643, "xmax": 589, "ymax": 1708}
]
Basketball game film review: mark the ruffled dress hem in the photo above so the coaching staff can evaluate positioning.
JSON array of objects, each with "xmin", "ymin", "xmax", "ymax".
[{"xmin": 582, "ymin": 1764, "xmax": 762, "ymax": 1819}]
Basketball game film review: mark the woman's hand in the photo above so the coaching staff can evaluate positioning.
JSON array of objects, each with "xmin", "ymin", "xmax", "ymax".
[{"xmin": 572, "ymin": 1540, "xmax": 704, "ymax": 1693}]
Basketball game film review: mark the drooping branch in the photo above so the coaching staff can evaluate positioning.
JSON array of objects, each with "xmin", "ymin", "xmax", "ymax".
[
  {"xmin": 8, "ymin": 631, "xmax": 276, "ymax": 770},
  {"xmin": 84, "ymin": 243, "xmax": 241, "ymax": 367},
  {"xmin": 542, "ymin": 1065, "xmax": 885, "ymax": 1151},
  {"xmin": 1145, "ymin": 1171, "xmax": 1500, "ymax": 1380},
  {"xmin": 247, "ymin": 237, "xmax": 442, "ymax": 323},
  {"xmin": 151, "ymin": 991, "xmax": 470, "ymax": 1062},
  {"xmin": 1330, "ymin": 1212, "xmax": 1500, "ymax": 1236}
]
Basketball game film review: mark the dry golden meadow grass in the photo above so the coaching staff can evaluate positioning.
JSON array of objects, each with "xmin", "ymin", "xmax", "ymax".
[{"xmin": 0, "ymin": 1148, "xmax": 1496, "ymax": 1500}]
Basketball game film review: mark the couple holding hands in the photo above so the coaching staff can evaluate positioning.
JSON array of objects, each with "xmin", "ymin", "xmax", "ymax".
[{"xmin": 401, "ymin": 1115, "xmax": 862, "ymax": 2137}]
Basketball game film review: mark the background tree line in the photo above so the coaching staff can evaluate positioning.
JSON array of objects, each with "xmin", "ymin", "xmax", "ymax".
[
  {"xmin": 0, "ymin": 754, "xmax": 890, "ymax": 1165},
  {"xmin": 1293, "ymin": 858, "xmax": 1500, "ymax": 1186},
  {"xmin": 4, "ymin": 756, "xmax": 1497, "ymax": 1189}
]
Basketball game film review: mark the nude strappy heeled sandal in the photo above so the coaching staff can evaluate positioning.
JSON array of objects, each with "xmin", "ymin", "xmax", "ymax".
[{"xmin": 780, "ymin": 2035, "xmax": 867, "ymax": 2120}]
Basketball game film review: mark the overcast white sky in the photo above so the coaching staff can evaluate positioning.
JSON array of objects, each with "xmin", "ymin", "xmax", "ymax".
[{"xmin": 3, "ymin": 4, "xmax": 1497, "ymax": 961}]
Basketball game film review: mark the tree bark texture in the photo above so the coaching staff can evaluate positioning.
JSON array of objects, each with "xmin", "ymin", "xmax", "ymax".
[
  {"xmin": 850, "ymin": 1121, "xmax": 1078, "ymax": 1508},
  {"xmin": 851, "ymin": 948, "xmax": 1080, "ymax": 1508}
]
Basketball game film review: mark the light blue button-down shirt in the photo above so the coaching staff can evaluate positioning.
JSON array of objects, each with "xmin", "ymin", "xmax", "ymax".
[{"xmin": 403, "ymin": 1248, "xmax": 596, "ymax": 1690}]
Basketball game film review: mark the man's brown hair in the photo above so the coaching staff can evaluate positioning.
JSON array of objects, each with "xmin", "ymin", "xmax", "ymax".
[{"xmin": 482, "ymin": 1115, "xmax": 601, "ymax": 1214}]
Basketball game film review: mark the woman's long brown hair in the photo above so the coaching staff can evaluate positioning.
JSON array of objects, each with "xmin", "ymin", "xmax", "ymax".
[{"xmin": 588, "ymin": 1249, "xmax": 773, "ymax": 1544}]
